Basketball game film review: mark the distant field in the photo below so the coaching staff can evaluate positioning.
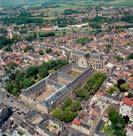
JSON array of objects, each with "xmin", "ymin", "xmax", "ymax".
[{"xmin": 0, "ymin": 0, "xmax": 133, "ymax": 8}]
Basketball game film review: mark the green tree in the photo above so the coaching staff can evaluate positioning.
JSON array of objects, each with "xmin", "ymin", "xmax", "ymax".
[
  {"xmin": 22, "ymin": 77, "xmax": 35, "ymax": 89},
  {"xmin": 120, "ymin": 83, "xmax": 129, "ymax": 92},
  {"xmin": 63, "ymin": 107, "xmax": 77, "ymax": 123},
  {"xmin": 108, "ymin": 108, "xmax": 119, "ymax": 124},
  {"xmin": 2, "ymin": 134, "xmax": 7, "ymax": 136},
  {"xmin": 38, "ymin": 32, "xmax": 55, "ymax": 37},
  {"xmin": 71, "ymin": 100, "xmax": 81, "ymax": 112},
  {"xmin": 76, "ymin": 37, "xmax": 92, "ymax": 45},
  {"xmin": 12, "ymin": 87, "xmax": 19, "ymax": 96},
  {"xmin": 108, "ymin": 86, "xmax": 119, "ymax": 95},
  {"xmin": 38, "ymin": 66, "xmax": 48, "ymax": 78},
  {"xmin": 9, "ymin": 73, "xmax": 16, "ymax": 80},
  {"xmin": 75, "ymin": 88, "xmax": 89, "ymax": 99},
  {"xmin": 24, "ymin": 46, "xmax": 34, "ymax": 52},
  {"xmin": 7, "ymin": 63, "xmax": 17, "ymax": 70},
  {"xmin": 5, "ymin": 81, "xmax": 13, "ymax": 93},
  {"xmin": 26, "ymin": 66, "xmax": 38, "ymax": 77},
  {"xmin": 4, "ymin": 45, "xmax": 13, "ymax": 52},
  {"xmin": 5, "ymin": 59, "xmax": 69, "ymax": 96},
  {"xmin": 108, "ymin": 108, "xmax": 126, "ymax": 136},
  {"xmin": 16, "ymin": 72, "xmax": 25, "ymax": 82},
  {"xmin": 39, "ymin": 50, "xmax": 44, "ymax": 55},
  {"xmin": 62, "ymin": 97, "xmax": 73, "ymax": 110},
  {"xmin": 114, "ymin": 55, "xmax": 123, "ymax": 62},
  {"xmin": 127, "ymin": 52, "xmax": 133, "ymax": 60},
  {"xmin": 52, "ymin": 108, "xmax": 64, "ymax": 121},
  {"xmin": 45, "ymin": 48, "xmax": 52, "ymax": 53}
]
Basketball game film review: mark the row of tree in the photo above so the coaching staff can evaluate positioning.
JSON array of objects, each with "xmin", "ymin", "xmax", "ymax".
[
  {"xmin": 75, "ymin": 73, "xmax": 107, "ymax": 100},
  {"xmin": 5, "ymin": 59, "xmax": 68, "ymax": 96},
  {"xmin": 76, "ymin": 37, "xmax": 93, "ymax": 45},
  {"xmin": 2, "ymin": 17, "xmax": 44, "ymax": 25},
  {"xmin": 121, "ymin": 15, "xmax": 133, "ymax": 23},
  {"xmin": 63, "ymin": 9, "xmax": 80, "ymax": 15}
]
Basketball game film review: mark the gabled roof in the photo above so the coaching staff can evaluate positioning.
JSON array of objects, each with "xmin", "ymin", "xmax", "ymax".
[
  {"xmin": 72, "ymin": 118, "xmax": 80, "ymax": 126},
  {"xmin": 71, "ymin": 50, "xmax": 89, "ymax": 57},
  {"xmin": 123, "ymin": 97, "xmax": 133, "ymax": 106}
]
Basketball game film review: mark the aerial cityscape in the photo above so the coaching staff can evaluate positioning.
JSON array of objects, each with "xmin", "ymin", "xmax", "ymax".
[{"xmin": 0, "ymin": 0, "xmax": 133, "ymax": 136}]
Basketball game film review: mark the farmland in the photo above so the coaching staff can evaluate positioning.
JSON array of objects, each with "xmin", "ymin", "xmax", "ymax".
[{"xmin": 0, "ymin": 0, "xmax": 133, "ymax": 8}]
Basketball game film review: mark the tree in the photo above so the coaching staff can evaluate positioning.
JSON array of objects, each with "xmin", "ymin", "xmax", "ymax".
[
  {"xmin": 22, "ymin": 78, "xmax": 35, "ymax": 89},
  {"xmin": 16, "ymin": 72, "xmax": 25, "ymax": 82},
  {"xmin": 0, "ymin": 36, "xmax": 13, "ymax": 49},
  {"xmin": 127, "ymin": 52, "xmax": 133, "ymax": 60},
  {"xmin": 62, "ymin": 97, "xmax": 73, "ymax": 110},
  {"xmin": 9, "ymin": 73, "xmax": 16, "ymax": 80},
  {"xmin": 45, "ymin": 48, "xmax": 52, "ymax": 53},
  {"xmin": 115, "ymin": 55, "xmax": 123, "ymax": 62},
  {"xmin": 117, "ymin": 79, "xmax": 126, "ymax": 86},
  {"xmin": 108, "ymin": 86, "xmax": 119, "ymax": 95},
  {"xmin": 75, "ymin": 88, "xmax": 89, "ymax": 99},
  {"xmin": 120, "ymin": 83, "xmax": 129, "ymax": 92},
  {"xmin": 108, "ymin": 108, "xmax": 126, "ymax": 136},
  {"xmin": 38, "ymin": 32, "xmax": 55, "ymax": 37},
  {"xmin": 52, "ymin": 98, "xmax": 80, "ymax": 123},
  {"xmin": 7, "ymin": 63, "xmax": 17, "ymax": 70},
  {"xmin": 5, "ymin": 81, "xmax": 20, "ymax": 96},
  {"xmin": 71, "ymin": 100, "xmax": 81, "ymax": 112},
  {"xmin": 2, "ymin": 134, "xmax": 7, "ymax": 136},
  {"xmin": 52, "ymin": 108, "xmax": 64, "ymax": 121},
  {"xmin": 12, "ymin": 87, "xmax": 19, "ymax": 96},
  {"xmin": 39, "ymin": 50, "xmax": 44, "ymax": 55},
  {"xmin": 5, "ymin": 81, "xmax": 13, "ymax": 93},
  {"xmin": 5, "ymin": 59, "xmax": 69, "ymax": 96},
  {"xmin": 123, "ymin": 116, "xmax": 129, "ymax": 124},
  {"xmin": 4, "ymin": 45, "xmax": 13, "ymax": 52},
  {"xmin": 63, "ymin": 9, "xmax": 80, "ymax": 15},
  {"xmin": 128, "ymin": 93, "xmax": 133, "ymax": 98},
  {"xmin": 63, "ymin": 107, "xmax": 77, "ymax": 123},
  {"xmin": 24, "ymin": 46, "xmax": 34, "ymax": 52},
  {"xmin": 121, "ymin": 16, "xmax": 133, "ymax": 23},
  {"xmin": 108, "ymin": 108, "xmax": 119, "ymax": 124},
  {"xmin": 38, "ymin": 66, "xmax": 48, "ymax": 78},
  {"xmin": 26, "ymin": 66, "xmax": 38, "ymax": 77},
  {"xmin": 76, "ymin": 37, "xmax": 93, "ymax": 45}
]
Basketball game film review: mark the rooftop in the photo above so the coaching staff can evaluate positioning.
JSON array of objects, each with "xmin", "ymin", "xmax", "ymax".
[
  {"xmin": 71, "ymin": 50, "xmax": 89, "ymax": 57},
  {"xmin": 21, "ymin": 63, "xmax": 93, "ymax": 108},
  {"xmin": 72, "ymin": 118, "xmax": 80, "ymax": 126},
  {"xmin": 123, "ymin": 97, "xmax": 133, "ymax": 106}
]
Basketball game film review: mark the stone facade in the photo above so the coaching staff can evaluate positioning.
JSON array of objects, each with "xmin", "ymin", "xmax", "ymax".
[{"xmin": 70, "ymin": 50, "xmax": 107, "ymax": 72}]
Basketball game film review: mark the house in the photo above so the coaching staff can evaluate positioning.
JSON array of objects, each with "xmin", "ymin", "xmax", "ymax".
[
  {"xmin": 126, "ymin": 124, "xmax": 133, "ymax": 136},
  {"xmin": 71, "ymin": 118, "xmax": 91, "ymax": 136},
  {"xmin": 119, "ymin": 97, "xmax": 133, "ymax": 121}
]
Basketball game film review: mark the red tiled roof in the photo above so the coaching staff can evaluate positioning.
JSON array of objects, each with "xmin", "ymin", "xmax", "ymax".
[
  {"xmin": 123, "ymin": 97, "xmax": 133, "ymax": 106},
  {"xmin": 128, "ymin": 77, "xmax": 133, "ymax": 89},
  {"xmin": 72, "ymin": 118, "xmax": 80, "ymax": 126},
  {"xmin": 128, "ymin": 77, "xmax": 133, "ymax": 82},
  {"xmin": 129, "ymin": 83, "xmax": 133, "ymax": 89}
]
